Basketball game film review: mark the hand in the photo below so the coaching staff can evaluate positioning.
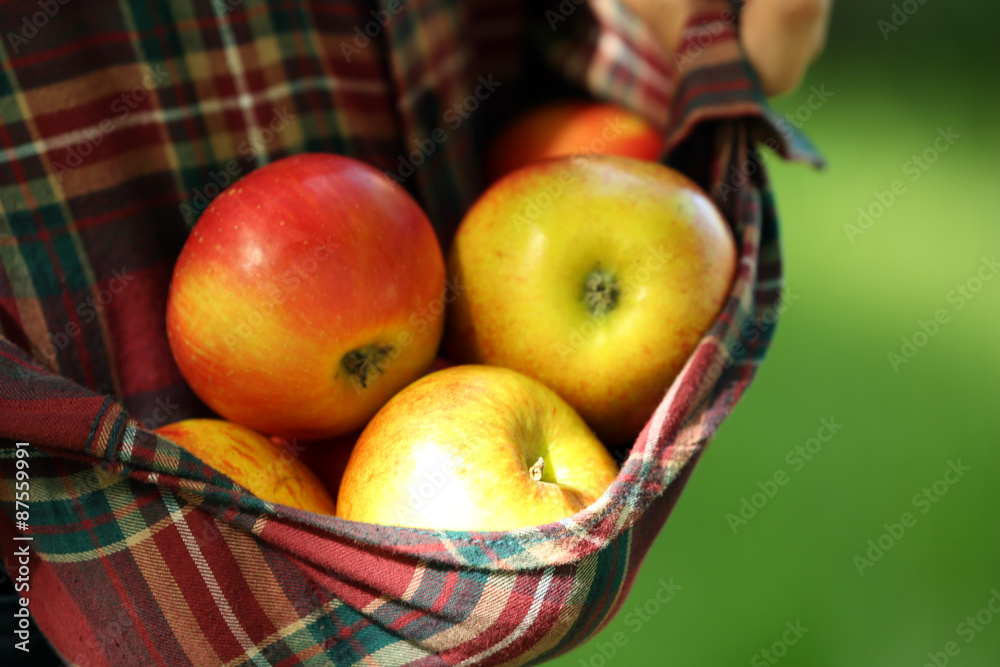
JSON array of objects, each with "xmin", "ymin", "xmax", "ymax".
[{"xmin": 619, "ymin": 0, "xmax": 833, "ymax": 96}]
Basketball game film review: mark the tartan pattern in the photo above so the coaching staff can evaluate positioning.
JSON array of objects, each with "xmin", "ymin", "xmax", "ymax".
[{"xmin": 0, "ymin": 0, "xmax": 821, "ymax": 665}]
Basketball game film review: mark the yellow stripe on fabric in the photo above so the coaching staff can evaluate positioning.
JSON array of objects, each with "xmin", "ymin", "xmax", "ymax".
[
  {"xmin": 129, "ymin": 511, "xmax": 226, "ymax": 667},
  {"xmin": 219, "ymin": 596, "xmax": 346, "ymax": 667},
  {"xmin": 0, "ymin": 200, "xmax": 55, "ymax": 373},
  {"xmin": 0, "ymin": 75, "xmax": 386, "ymax": 170},
  {"xmin": 161, "ymin": 491, "xmax": 271, "ymax": 667},
  {"xmin": 114, "ymin": 0, "xmax": 191, "ymax": 212},
  {"xmin": 38, "ymin": 490, "xmax": 194, "ymax": 563},
  {"xmin": 495, "ymin": 549, "xmax": 605, "ymax": 667},
  {"xmin": 218, "ymin": 521, "xmax": 316, "ymax": 654},
  {"xmin": 211, "ymin": 0, "xmax": 266, "ymax": 170},
  {"xmin": 0, "ymin": 31, "xmax": 122, "ymax": 394},
  {"xmin": 361, "ymin": 561, "xmax": 425, "ymax": 617},
  {"xmin": 0, "ymin": 466, "xmax": 107, "ymax": 504},
  {"xmin": 420, "ymin": 569, "xmax": 517, "ymax": 654},
  {"xmin": 457, "ymin": 567, "xmax": 556, "ymax": 666},
  {"xmin": 354, "ymin": 562, "xmax": 443, "ymax": 665},
  {"xmin": 0, "ymin": 109, "xmax": 59, "ymax": 374}
]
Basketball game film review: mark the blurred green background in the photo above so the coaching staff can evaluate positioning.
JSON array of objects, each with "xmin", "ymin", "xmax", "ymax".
[{"xmin": 553, "ymin": 1, "xmax": 1000, "ymax": 666}]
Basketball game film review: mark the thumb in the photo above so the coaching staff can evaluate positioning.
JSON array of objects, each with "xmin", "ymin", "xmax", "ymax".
[{"xmin": 739, "ymin": 0, "xmax": 832, "ymax": 96}]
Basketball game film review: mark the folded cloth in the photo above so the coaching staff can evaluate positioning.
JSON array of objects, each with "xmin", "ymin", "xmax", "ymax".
[{"xmin": 0, "ymin": 0, "xmax": 820, "ymax": 664}]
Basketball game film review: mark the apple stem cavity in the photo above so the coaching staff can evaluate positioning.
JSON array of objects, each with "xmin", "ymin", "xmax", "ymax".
[
  {"xmin": 529, "ymin": 456, "xmax": 545, "ymax": 482},
  {"xmin": 340, "ymin": 344, "xmax": 394, "ymax": 389},
  {"xmin": 584, "ymin": 268, "xmax": 620, "ymax": 316}
]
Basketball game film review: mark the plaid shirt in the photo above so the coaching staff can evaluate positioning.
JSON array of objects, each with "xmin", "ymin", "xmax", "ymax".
[{"xmin": 0, "ymin": 0, "xmax": 819, "ymax": 665}]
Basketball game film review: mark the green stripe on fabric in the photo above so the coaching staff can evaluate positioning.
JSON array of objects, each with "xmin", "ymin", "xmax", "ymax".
[
  {"xmin": 51, "ymin": 234, "xmax": 90, "ymax": 292},
  {"xmin": 536, "ymin": 528, "xmax": 633, "ymax": 662},
  {"xmin": 12, "ymin": 242, "xmax": 58, "ymax": 297},
  {"xmin": 116, "ymin": 0, "xmax": 192, "ymax": 204}
]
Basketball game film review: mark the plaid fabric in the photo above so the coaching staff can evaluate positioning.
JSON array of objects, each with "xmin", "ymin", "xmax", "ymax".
[{"xmin": 0, "ymin": 0, "xmax": 821, "ymax": 664}]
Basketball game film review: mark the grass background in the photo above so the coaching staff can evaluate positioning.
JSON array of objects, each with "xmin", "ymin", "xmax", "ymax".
[{"xmin": 551, "ymin": 1, "xmax": 1000, "ymax": 665}]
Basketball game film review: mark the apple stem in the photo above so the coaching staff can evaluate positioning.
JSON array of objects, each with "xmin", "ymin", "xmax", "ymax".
[
  {"xmin": 529, "ymin": 456, "xmax": 545, "ymax": 481},
  {"xmin": 584, "ymin": 268, "xmax": 620, "ymax": 316},
  {"xmin": 340, "ymin": 344, "xmax": 394, "ymax": 389}
]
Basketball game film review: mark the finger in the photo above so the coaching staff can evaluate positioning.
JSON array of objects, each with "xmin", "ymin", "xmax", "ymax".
[{"xmin": 739, "ymin": 0, "xmax": 833, "ymax": 96}]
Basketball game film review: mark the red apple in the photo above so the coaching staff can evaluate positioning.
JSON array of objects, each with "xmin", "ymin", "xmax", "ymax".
[
  {"xmin": 156, "ymin": 419, "xmax": 337, "ymax": 515},
  {"xmin": 166, "ymin": 154, "xmax": 446, "ymax": 440},
  {"xmin": 337, "ymin": 365, "xmax": 619, "ymax": 530},
  {"xmin": 485, "ymin": 101, "xmax": 664, "ymax": 182},
  {"xmin": 447, "ymin": 155, "xmax": 736, "ymax": 444}
]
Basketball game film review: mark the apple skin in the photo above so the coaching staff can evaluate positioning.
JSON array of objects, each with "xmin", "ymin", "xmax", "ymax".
[
  {"xmin": 336, "ymin": 365, "xmax": 619, "ymax": 531},
  {"xmin": 287, "ymin": 357, "xmax": 457, "ymax": 500},
  {"xmin": 166, "ymin": 154, "xmax": 446, "ymax": 440},
  {"xmin": 446, "ymin": 155, "xmax": 737, "ymax": 445},
  {"xmin": 485, "ymin": 101, "xmax": 663, "ymax": 183},
  {"xmin": 155, "ymin": 419, "xmax": 337, "ymax": 515}
]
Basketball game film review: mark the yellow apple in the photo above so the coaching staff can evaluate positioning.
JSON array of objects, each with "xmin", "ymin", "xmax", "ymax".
[
  {"xmin": 156, "ymin": 419, "xmax": 337, "ymax": 515},
  {"xmin": 446, "ymin": 155, "xmax": 736, "ymax": 444},
  {"xmin": 336, "ymin": 365, "xmax": 619, "ymax": 530}
]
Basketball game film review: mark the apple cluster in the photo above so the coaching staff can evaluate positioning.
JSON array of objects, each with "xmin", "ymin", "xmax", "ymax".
[{"xmin": 159, "ymin": 102, "xmax": 737, "ymax": 532}]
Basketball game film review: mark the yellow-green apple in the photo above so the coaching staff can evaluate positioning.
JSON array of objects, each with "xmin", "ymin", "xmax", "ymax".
[
  {"xmin": 155, "ymin": 419, "xmax": 337, "ymax": 515},
  {"xmin": 336, "ymin": 365, "xmax": 619, "ymax": 530},
  {"xmin": 166, "ymin": 153, "xmax": 446, "ymax": 440},
  {"xmin": 485, "ymin": 101, "xmax": 663, "ymax": 183},
  {"xmin": 446, "ymin": 155, "xmax": 736, "ymax": 444}
]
